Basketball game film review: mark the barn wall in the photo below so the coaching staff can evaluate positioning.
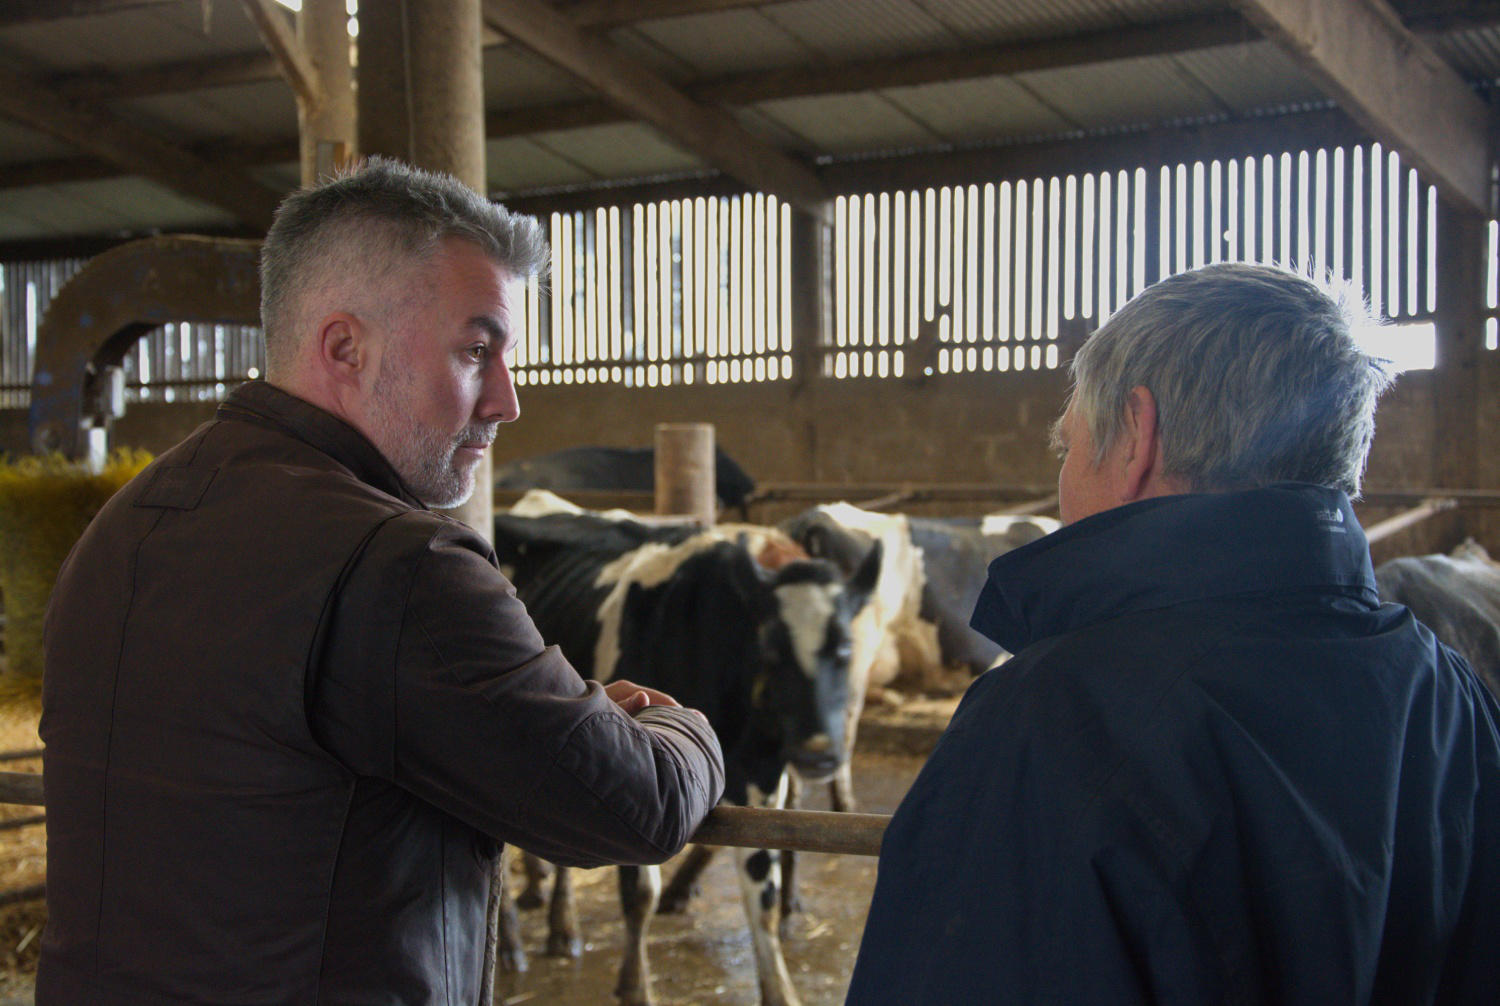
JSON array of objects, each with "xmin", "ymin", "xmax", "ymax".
[{"xmin": 0, "ymin": 356, "xmax": 1486, "ymax": 557}]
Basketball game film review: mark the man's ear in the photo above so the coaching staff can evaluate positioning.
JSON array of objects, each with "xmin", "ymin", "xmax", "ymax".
[
  {"xmin": 1119, "ymin": 384, "xmax": 1164, "ymax": 502},
  {"xmin": 312, "ymin": 312, "xmax": 373, "ymax": 388}
]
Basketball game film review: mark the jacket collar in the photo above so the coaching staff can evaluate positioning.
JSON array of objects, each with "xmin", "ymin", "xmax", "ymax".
[
  {"xmin": 217, "ymin": 380, "xmax": 426, "ymax": 508},
  {"xmin": 971, "ymin": 483, "xmax": 1379, "ymax": 654}
]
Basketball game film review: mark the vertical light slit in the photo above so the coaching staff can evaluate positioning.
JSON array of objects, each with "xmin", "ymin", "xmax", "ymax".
[
  {"xmin": 1406, "ymin": 170, "xmax": 1419, "ymax": 317},
  {"xmin": 1209, "ymin": 160, "xmax": 1222, "ymax": 265},
  {"xmin": 835, "ymin": 196, "xmax": 849, "ymax": 352},
  {"xmin": 1314, "ymin": 149, "xmax": 1328, "ymax": 279},
  {"xmin": 1387, "ymin": 150, "xmax": 1400, "ymax": 316},
  {"xmin": 1279, "ymin": 153, "xmax": 1293, "ymax": 267},
  {"xmin": 1115, "ymin": 170, "xmax": 1128, "ymax": 309},
  {"xmin": 1049, "ymin": 177, "xmax": 1062, "ymax": 340},
  {"xmin": 1332, "ymin": 147, "xmax": 1345, "ymax": 281},
  {"xmin": 950, "ymin": 185, "xmax": 964, "ymax": 366},
  {"xmin": 894, "ymin": 191, "xmax": 908, "ymax": 351},
  {"xmin": 967, "ymin": 184, "xmax": 981, "ymax": 346},
  {"xmin": 983, "ymin": 183, "xmax": 996, "ymax": 349},
  {"xmin": 1133, "ymin": 168, "xmax": 1146, "ymax": 294},
  {"xmin": 1081, "ymin": 174, "xmax": 1095, "ymax": 321},
  {"xmin": 755, "ymin": 193, "xmax": 768, "ymax": 361},
  {"xmin": 880, "ymin": 192, "xmax": 892, "ymax": 350},
  {"xmin": 1015, "ymin": 180, "xmax": 1029, "ymax": 350},
  {"xmin": 1351, "ymin": 148, "xmax": 1364, "ymax": 304},
  {"xmin": 1064, "ymin": 175, "xmax": 1077, "ymax": 319},
  {"xmin": 1031, "ymin": 176, "xmax": 1044, "ymax": 361},
  {"xmin": 1158, "ymin": 166, "xmax": 1171, "ymax": 280},
  {"xmin": 1098, "ymin": 170, "xmax": 1112, "ymax": 323},
  {"xmin": 1297, "ymin": 150, "xmax": 1310, "ymax": 272},
  {"xmin": 864, "ymin": 192, "xmax": 877, "ymax": 357},
  {"xmin": 1370, "ymin": 145, "xmax": 1383, "ymax": 318},
  {"xmin": 998, "ymin": 181, "xmax": 1013, "ymax": 341},
  {"xmin": 610, "ymin": 207, "xmax": 624, "ymax": 365}
]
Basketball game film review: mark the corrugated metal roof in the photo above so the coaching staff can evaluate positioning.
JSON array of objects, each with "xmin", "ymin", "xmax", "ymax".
[
  {"xmin": 1, "ymin": 1, "xmax": 260, "ymax": 71},
  {"xmin": 617, "ymin": 9, "xmax": 814, "ymax": 77},
  {"xmin": 0, "ymin": 0, "xmax": 1493, "ymax": 248},
  {"xmin": 0, "ymin": 177, "xmax": 235, "ymax": 237},
  {"xmin": 526, "ymin": 122, "xmax": 707, "ymax": 179},
  {"xmin": 758, "ymin": 0, "xmax": 961, "ymax": 61},
  {"xmin": 1170, "ymin": 41, "xmax": 1325, "ymax": 117},
  {"xmin": 1426, "ymin": 25, "xmax": 1500, "ymax": 81},
  {"xmin": 487, "ymin": 136, "xmax": 601, "ymax": 194},
  {"xmin": 880, "ymin": 75, "xmax": 1076, "ymax": 142},
  {"xmin": 751, "ymin": 92, "xmax": 947, "ymax": 153},
  {"xmin": 483, "ymin": 44, "xmax": 596, "ymax": 110},
  {"xmin": 121, "ymin": 82, "xmax": 297, "ymax": 144},
  {"xmin": 1017, "ymin": 53, "xmax": 1229, "ymax": 130}
]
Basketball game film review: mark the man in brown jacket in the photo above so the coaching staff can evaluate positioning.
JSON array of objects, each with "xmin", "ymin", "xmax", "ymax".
[{"xmin": 38, "ymin": 157, "xmax": 725, "ymax": 1005}]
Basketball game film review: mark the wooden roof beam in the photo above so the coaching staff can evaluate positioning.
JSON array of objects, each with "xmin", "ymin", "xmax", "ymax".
[
  {"xmin": 1229, "ymin": 0, "xmax": 1493, "ymax": 215},
  {"xmin": 0, "ymin": 0, "xmax": 173, "ymax": 27},
  {"xmin": 0, "ymin": 66, "xmax": 283, "ymax": 230},
  {"xmin": 238, "ymin": 0, "xmax": 320, "ymax": 109},
  {"xmin": 480, "ymin": 0, "xmax": 827, "ymax": 212}
]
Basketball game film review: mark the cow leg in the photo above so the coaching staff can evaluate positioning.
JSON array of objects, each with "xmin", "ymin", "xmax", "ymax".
[
  {"xmin": 518, "ymin": 850, "xmax": 552, "ymax": 909},
  {"xmin": 829, "ymin": 673, "xmax": 865, "ymax": 813},
  {"xmin": 544, "ymin": 864, "xmax": 582, "ymax": 958},
  {"xmin": 736, "ymin": 847, "xmax": 802, "ymax": 1006},
  {"xmin": 658, "ymin": 842, "xmax": 717, "ymax": 914},
  {"xmin": 615, "ymin": 863, "xmax": 663, "ymax": 1006},
  {"xmin": 495, "ymin": 845, "xmax": 528, "ymax": 973},
  {"xmin": 779, "ymin": 773, "xmax": 803, "ymax": 926}
]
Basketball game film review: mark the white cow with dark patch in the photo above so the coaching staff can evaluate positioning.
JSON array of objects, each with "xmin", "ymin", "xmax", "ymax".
[
  {"xmin": 490, "ymin": 505, "xmax": 879, "ymax": 1006},
  {"xmin": 1376, "ymin": 538, "xmax": 1500, "ymax": 701}
]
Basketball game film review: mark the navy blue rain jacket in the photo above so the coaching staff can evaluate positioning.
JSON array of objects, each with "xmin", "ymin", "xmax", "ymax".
[{"xmin": 847, "ymin": 484, "xmax": 1500, "ymax": 1005}]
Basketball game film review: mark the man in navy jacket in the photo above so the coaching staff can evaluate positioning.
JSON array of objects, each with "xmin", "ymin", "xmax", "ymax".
[{"xmin": 848, "ymin": 264, "xmax": 1500, "ymax": 1005}]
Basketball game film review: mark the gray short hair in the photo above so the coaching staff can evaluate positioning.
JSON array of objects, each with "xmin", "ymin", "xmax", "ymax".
[
  {"xmin": 259, "ymin": 156, "xmax": 550, "ymax": 375},
  {"xmin": 1065, "ymin": 263, "xmax": 1394, "ymax": 497}
]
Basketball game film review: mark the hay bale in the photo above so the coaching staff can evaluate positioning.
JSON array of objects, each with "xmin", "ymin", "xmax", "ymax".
[{"xmin": 0, "ymin": 451, "xmax": 152, "ymax": 700}]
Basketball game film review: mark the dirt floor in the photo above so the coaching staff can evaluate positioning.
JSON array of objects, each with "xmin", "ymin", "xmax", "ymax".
[{"xmin": 0, "ymin": 693, "xmax": 958, "ymax": 1005}]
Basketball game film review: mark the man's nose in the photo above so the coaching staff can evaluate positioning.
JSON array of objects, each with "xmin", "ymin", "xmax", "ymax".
[{"xmin": 480, "ymin": 356, "xmax": 520, "ymax": 423}]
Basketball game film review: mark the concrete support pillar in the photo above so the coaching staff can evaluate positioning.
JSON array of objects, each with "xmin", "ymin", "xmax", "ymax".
[
  {"xmin": 655, "ymin": 423, "xmax": 716, "ymax": 527},
  {"xmin": 1433, "ymin": 199, "xmax": 1485, "ymax": 492},
  {"xmin": 357, "ymin": 0, "xmax": 492, "ymax": 540},
  {"xmin": 297, "ymin": 0, "xmax": 355, "ymax": 185}
]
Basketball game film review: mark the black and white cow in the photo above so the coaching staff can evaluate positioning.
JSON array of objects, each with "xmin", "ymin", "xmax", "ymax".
[
  {"xmin": 780, "ymin": 505, "xmax": 1058, "ymax": 799},
  {"xmin": 493, "ymin": 444, "xmax": 758, "ymax": 513},
  {"xmin": 490, "ymin": 508, "xmax": 879, "ymax": 1006},
  {"xmin": 781, "ymin": 504, "xmax": 1057, "ymax": 687},
  {"xmin": 1376, "ymin": 539, "xmax": 1500, "ymax": 701}
]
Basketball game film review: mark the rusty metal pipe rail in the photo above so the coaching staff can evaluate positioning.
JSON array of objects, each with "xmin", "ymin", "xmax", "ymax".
[{"xmin": 0, "ymin": 772, "xmax": 888, "ymax": 857}]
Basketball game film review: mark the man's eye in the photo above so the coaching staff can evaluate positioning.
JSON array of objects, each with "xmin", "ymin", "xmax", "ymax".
[{"xmin": 467, "ymin": 344, "xmax": 489, "ymax": 362}]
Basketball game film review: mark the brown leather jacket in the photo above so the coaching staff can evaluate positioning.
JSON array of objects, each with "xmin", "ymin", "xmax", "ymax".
[{"xmin": 38, "ymin": 381, "xmax": 724, "ymax": 1005}]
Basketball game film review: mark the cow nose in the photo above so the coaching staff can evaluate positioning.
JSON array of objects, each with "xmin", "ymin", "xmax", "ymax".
[{"xmin": 801, "ymin": 733, "xmax": 833, "ymax": 753}]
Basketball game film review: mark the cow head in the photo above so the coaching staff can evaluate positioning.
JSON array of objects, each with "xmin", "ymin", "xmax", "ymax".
[{"xmin": 749, "ymin": 541, "xmax": 882, "ymax": 784}]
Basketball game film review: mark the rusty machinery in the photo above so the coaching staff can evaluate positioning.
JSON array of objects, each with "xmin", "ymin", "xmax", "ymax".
[{"xmin": 27, "ymin": 236, "xmax": 261, "ymax": 463}]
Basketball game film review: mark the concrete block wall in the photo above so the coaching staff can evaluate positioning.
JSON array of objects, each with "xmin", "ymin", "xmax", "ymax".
[{"xmin": 0, "ymin": 358, "xmax": 1486, "ymax": 560}]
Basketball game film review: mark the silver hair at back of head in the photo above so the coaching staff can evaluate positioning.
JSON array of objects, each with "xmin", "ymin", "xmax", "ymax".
[
  {"xmin": 1068, "ymin": 263, "xmax": 1394, "ymax": 497},
  {"xmin": 258, "ymin": 156, "xmax": 550, "ymax": 374}
]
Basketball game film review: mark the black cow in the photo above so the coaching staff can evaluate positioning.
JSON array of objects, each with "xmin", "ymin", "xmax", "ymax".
[
  {"xmin": 493, "ymin": 444, "xmax": 757, "ymax": 512},
  {"xmin": 1376, "ymin": 539, "xmax": 1500, "ymax": 701},
  {"xmin": 491, "ymin": 510, "xmax": 879, "ymax": 1006}
]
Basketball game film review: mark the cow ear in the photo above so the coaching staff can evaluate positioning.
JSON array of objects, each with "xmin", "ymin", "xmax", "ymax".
[{"xmin": 847, "ymin": 539, "xmax": 882, "ymax": 602}]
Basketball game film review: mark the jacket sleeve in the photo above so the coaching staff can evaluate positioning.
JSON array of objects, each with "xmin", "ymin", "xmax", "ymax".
[{"xmin": 310, "ymin": 512, "xmax": 725, "ymax": 867}]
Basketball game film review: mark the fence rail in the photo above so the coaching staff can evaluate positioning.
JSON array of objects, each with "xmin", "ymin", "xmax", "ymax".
[{"xmin": 0, "ymin": 771, "xmax": 887, "ymax": 856}]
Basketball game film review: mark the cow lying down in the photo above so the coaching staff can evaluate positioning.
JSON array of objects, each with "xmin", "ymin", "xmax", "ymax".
[
  {"xmin": 490, "ymin": 502, "xmax": 879, "ymax": 1006},
  {"xmin": 1376, "ymin": 538, "xmax": 1500, "ymax": 701}
]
